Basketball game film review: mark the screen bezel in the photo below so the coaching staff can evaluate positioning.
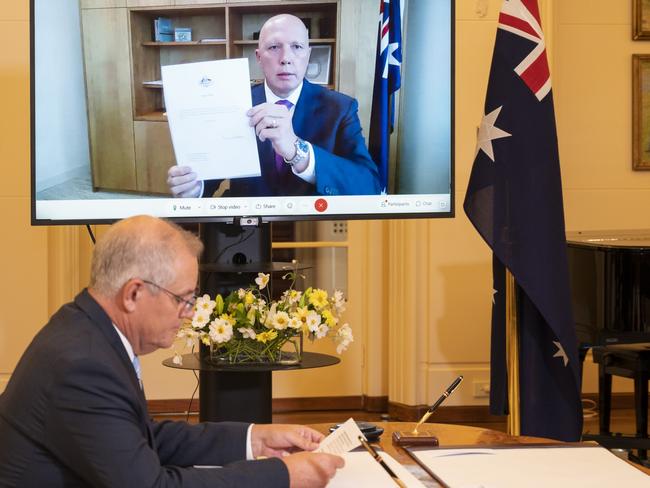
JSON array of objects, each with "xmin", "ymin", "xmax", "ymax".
[{"xmin": 29, "ymin": 0, "xmax": 455, "ymax": 226}]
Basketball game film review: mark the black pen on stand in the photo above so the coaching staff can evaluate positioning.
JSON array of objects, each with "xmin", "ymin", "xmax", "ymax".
[
  {"xmin": 411, "ymin": 375, "xmax": 464, "ymax": 434},
  {"xmin": 358, "ymin": 435, "xmax": 406, "ymax": 488}
]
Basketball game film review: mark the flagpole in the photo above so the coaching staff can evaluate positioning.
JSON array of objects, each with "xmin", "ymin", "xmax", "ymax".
[{"xmin": 505, "ymin": 268, "xmax": 521, "ymax": 436}]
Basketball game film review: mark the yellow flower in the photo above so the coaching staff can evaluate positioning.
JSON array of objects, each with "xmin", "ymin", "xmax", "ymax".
[
  {"xmin": 309, "ymin": 289, "xmax": 328, "ymax": 309},
  {"xmin": 201, "ymin": 335, "xmax": 210, "ymax": 346},
  {"xmin": 256, "ymin": 330, "xmax": 278, "ymax": 343},
  {"xmin": 322, "ymin": 309, "xmax": 338, "ymax": 327},
  {"xmin": 245, "ymin": 292, "xmax": 254, "ymax": 306},
  {"xmin": 220, "ymin": 313, "xmax": 236, "ymax": 326}
]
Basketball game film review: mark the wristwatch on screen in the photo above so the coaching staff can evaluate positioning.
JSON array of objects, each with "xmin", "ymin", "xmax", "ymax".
[{"xmin": 284, "ymin": 138, "xmax": 309, "ymax": 166}]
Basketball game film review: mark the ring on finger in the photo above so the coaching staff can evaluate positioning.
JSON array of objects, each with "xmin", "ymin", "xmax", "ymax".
[{"xmin": 271, "ymin": 118, "xmax": 278, "ymax": 129}]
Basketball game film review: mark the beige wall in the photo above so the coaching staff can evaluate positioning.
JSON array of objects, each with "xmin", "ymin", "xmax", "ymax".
[{"xmin": 2, "ymin": 0, "xmax": 649, "ymax": 407}]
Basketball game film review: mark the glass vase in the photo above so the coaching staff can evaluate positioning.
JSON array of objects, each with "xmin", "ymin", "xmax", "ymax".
[{"xmin": 208, "ymin": 333, "xmax": 303, "ymax": 366}]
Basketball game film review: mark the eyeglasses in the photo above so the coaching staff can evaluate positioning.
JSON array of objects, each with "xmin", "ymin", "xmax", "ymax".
[{"xmin": 141, "ymin": 279, "xmax": 197, "ymax": 313}]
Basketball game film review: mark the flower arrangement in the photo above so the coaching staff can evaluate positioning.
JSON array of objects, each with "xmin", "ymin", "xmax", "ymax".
[{"xmin": 176, "ymin": 266, "xmax": 353, "ymax": 365}]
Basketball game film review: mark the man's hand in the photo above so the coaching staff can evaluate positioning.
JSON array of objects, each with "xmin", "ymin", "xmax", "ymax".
[
  {"xmin": 167, "ymin": 165, "xmax": 201, "ymax": 198},
  {"xmin": 283, "ymin": 451, "xmax": 345, "ymax": 488},
  {"xmin": 251, "ymin": 424, "xmax": 324, "ymax": 458},
  {"xmin": 248, "ymin": 102, "xmax": 299, "ymax": 162}
]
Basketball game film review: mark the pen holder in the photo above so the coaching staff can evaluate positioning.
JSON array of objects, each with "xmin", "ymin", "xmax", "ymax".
[{"xmin": 392, "ymin": 430, "xmax": 439, "ymax": 447}]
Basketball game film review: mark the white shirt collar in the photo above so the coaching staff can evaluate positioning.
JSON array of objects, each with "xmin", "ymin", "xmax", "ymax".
[
  {"xmin": 263, "ymin": 80, "xmax": 303, "ymax": 107},
  {"xmin": 113, "ymin": 323, "xmax": 135, "ymax": 363}
]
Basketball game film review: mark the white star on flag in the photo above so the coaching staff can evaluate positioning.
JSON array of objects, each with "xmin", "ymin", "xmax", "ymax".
[
  {"xmin": 382, "ymin": 42, "xmax": 401, "ymax": 78},
  {"xmin": 553, "ymin": 341, "xmax": 569, "ymax": 367},
  {"xmin": 476, "ymin": 106, "xmax": 512, "ymax": 162}
]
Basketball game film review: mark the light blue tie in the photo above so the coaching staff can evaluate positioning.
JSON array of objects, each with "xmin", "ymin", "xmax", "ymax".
[{"xmin": 133, "ymin": 356, "xmax": 143, "ymax": 390}]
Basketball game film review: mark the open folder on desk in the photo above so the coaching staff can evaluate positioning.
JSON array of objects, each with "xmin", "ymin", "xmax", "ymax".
[{"xmin": 406, "ymin": 445, "xmax": 649, "ymax": 487}]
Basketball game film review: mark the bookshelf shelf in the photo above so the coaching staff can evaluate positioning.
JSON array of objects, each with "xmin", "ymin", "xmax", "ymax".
[{"xmin": 142, "ymin": 41, "xmax": 227, "ymax": 47}]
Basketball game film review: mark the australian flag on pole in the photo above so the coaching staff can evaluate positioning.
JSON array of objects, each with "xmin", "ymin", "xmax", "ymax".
[
  {"xmin": 463, "ymin": 0, "xmax": 582, "ymax": 442},
  {"xmin": 369, "ymin": 0, "xmax": 402, "ymax": 194}
]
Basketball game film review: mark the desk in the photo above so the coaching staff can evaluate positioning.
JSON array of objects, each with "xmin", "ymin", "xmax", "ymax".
[
  {"xmin": 310, "ymin": 421, "xmax": 650, "ymax": 486},
  {"xmin": 163, "ymin": 352, "xmax": 339, "ymax": 423}
]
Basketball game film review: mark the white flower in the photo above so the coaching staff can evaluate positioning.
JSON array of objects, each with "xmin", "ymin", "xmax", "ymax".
[
  {"xmin": 264, "ymin": 302, "xmax": 278, "ymax": 328},
  {"xmin": 282, "ymin": 289, "xmax": 302, "ymax": 305},
  {"xmin": 315, "ymin": 323, "xmax": 329, "ymax": 339},
  {"xmin": 238, "ymin": 327, "xmax": 256, "ymax": 339},
  {"xmin": 172, "ymin": 352, "xmax": 183, "ymax": 365},
  {"xmin": 195, "ymin": 294, "xmax": 216, "ymax": 314},
  {"xmin": 335, "ymin": 323, "xmax": 354, "ymax": 354},
  {"xmin": 237, "ymin": 288, "xmax": 247, "ymax": 299},
  {"xmin": 272, "ymin": 311, "xmax": 290, "ymax": 330},
  {"xmin": 288, "ymin": 316, "xmax": 302, "ymax": 330},
  {"xmin": 209, "ymin": 318, "xmax": 233, "ymax": 344},
  {"xmin": 333, "ymin": 290, "xmax": 346, "ymax": 314},
  {"xmin": 255, "ymin": 273, "xmax": 270, "ymax": 290},
  {"xmin": 306, "ymin": 311, "xmax": 321, "ymax": 333},
  {"xmin": 192, "ymin": 311, "xmax": 210, "ymax": 329}
]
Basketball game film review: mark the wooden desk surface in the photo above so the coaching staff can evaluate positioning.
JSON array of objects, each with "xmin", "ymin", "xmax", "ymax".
[{"xmin": 310, "ymin": 421, "xmax": 650, "ymax": 486}]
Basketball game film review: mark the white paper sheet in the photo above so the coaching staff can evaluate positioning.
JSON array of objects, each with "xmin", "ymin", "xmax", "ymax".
[
  {"xmin": 161, "ymin": 58, "xmax": 261, "ymax": 181},
  {"xmin": 410, "ymin": 446, "xmax": 650, "ymax": 488},
  {"xmin": 327, "ymin": 451, "xmax": 426, "ymax": 488},
  {"xmin": 315, "ymin": 418, "xmax": 364, "ymax": 455}
]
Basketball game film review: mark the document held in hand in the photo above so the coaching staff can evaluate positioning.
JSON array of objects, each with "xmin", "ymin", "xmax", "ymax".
[{"xmin": 161, "ymin": 58, "xmax": 261, "ymax": 181}]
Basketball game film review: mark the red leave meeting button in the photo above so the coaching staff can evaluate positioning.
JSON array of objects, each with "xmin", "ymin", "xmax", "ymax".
[{"xmin": 314, "ymin": 198, "xmax": 328, "ymax": 212}]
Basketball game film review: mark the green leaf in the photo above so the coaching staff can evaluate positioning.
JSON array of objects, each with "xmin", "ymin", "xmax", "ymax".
[{"xmin": 215, "ymin": 295, "xmax": 224, "ymax": 315}]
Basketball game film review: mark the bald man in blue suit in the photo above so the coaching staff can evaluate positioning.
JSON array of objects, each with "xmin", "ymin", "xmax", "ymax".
[{"xmin": 168, "ymin": 14, "xmax": 380, "ymax": 198}]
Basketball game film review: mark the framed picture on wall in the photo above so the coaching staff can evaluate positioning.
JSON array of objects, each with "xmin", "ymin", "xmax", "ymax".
[
  {"xmin": 632, "ymin": 55, "xmax": 650, "ymax": 169},
  {"xmin": 305, "ymin": 45, "xmax": 331, "ymax": 85},
  {"xmin": 633, "ymin": 0, "xmax": 650, "ymax": 39}
]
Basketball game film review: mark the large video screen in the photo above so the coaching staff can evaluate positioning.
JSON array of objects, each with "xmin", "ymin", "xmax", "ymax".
[{"xmin": 31, "ymin": 0, "xmax": 454, "ymax": 224}]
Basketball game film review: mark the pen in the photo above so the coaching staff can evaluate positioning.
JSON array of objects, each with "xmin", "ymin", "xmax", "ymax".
[
  {"xmin": 357, "ymin": 435, "xmax": 406, "ymax": 488},
  {"xmin": 412, "ymin": 375, "xmax": 463, "ymax": 434}
]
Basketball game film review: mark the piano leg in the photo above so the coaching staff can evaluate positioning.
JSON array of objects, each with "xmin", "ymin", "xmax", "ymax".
[
  {"xmin": 634, "ymin": 372, "xmax": 648, "ymax": 459},
  {"xmin": 598, "ymin": 360, "xmax": 612, "ymax": 435}
]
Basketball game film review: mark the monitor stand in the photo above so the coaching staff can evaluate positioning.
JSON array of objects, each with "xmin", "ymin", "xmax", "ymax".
[{"xmin": 197, "ymin": 221, "xmax": 273, "ymax": 423}]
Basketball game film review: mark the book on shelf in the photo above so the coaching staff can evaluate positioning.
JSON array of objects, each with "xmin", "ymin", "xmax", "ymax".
[{"xmin": 154, "ymin": 17, "xmax": 173, "ymax": 42}]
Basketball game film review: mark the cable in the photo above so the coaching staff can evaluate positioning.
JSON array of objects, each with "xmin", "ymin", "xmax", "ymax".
[
  {"xmin": 582, "ymin": 397, "xmax": 598, "ymax": 419},
  {"xmin": 85, "ymin": 224, "xmax": 96, "ymax": 244}
]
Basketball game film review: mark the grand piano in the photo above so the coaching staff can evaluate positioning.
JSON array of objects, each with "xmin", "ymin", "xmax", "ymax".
[
  {"xmin": 566, "ymin": 229, "xmax": 650, "ymax": 463},
  {"xmin": 567, "ymin": 230, "xmax": 650, "ymax": 347}
]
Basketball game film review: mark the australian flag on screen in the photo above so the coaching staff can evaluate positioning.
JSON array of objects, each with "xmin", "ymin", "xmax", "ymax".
[
  {"xmin": 369, "ymin": 0, "xmax": 402, "ymax": 194},
  {"xmin": 463, "ymin": 0, "xmax": 582, "ymax": 442}
]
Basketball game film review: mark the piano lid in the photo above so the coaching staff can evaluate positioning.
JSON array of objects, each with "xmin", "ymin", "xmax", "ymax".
[{"xmin": 567, "ymin": 229, "xmax": 650, "ymax": 250}]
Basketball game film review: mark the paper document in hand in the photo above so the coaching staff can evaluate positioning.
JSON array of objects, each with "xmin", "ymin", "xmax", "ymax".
[
  {"xmin": 315, "ymin": 418, "xmax": 364, "ymax": 455},
  {"xmin": 161, "ymin": 58, "xmax": 261, "ymax": 181}
]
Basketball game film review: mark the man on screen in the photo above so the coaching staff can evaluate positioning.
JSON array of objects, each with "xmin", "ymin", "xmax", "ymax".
[
  {"xmin": 0, "ymin": 215, "xmax": 343, "ymax": 487},
  {"xmin": 167, "ymin": 14, "xmax": 381, "ymax": 198}
]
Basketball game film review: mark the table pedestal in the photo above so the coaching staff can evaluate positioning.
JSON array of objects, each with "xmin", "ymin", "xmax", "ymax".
[{"xmin": 199, "ymin": 370, "xmax": 272, "ymax": 423}]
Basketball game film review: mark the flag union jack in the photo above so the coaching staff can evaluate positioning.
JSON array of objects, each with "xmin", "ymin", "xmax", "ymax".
[{"xmin": 498, "ymin": 0, "xmax": 550, "ymax": 100}]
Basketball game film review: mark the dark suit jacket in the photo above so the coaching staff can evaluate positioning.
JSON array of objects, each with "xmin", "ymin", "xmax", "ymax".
[
  {"xmin": 0, "ymin": 290, "xmax": 289, "ymax": 487},
  {"xmin": 204, "ymin": 80, "xmax": 381, "ymax": 197}
]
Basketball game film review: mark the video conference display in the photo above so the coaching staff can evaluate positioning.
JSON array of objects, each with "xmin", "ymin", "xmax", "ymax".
[{"xmin": 31, "ymin": 0, "xmax": 453, "ymax": 224}]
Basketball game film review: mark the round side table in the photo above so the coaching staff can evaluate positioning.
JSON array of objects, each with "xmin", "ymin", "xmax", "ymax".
[{"xmin": 163, "ymin": 352, "xmax": 340, "ymax": 423}]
